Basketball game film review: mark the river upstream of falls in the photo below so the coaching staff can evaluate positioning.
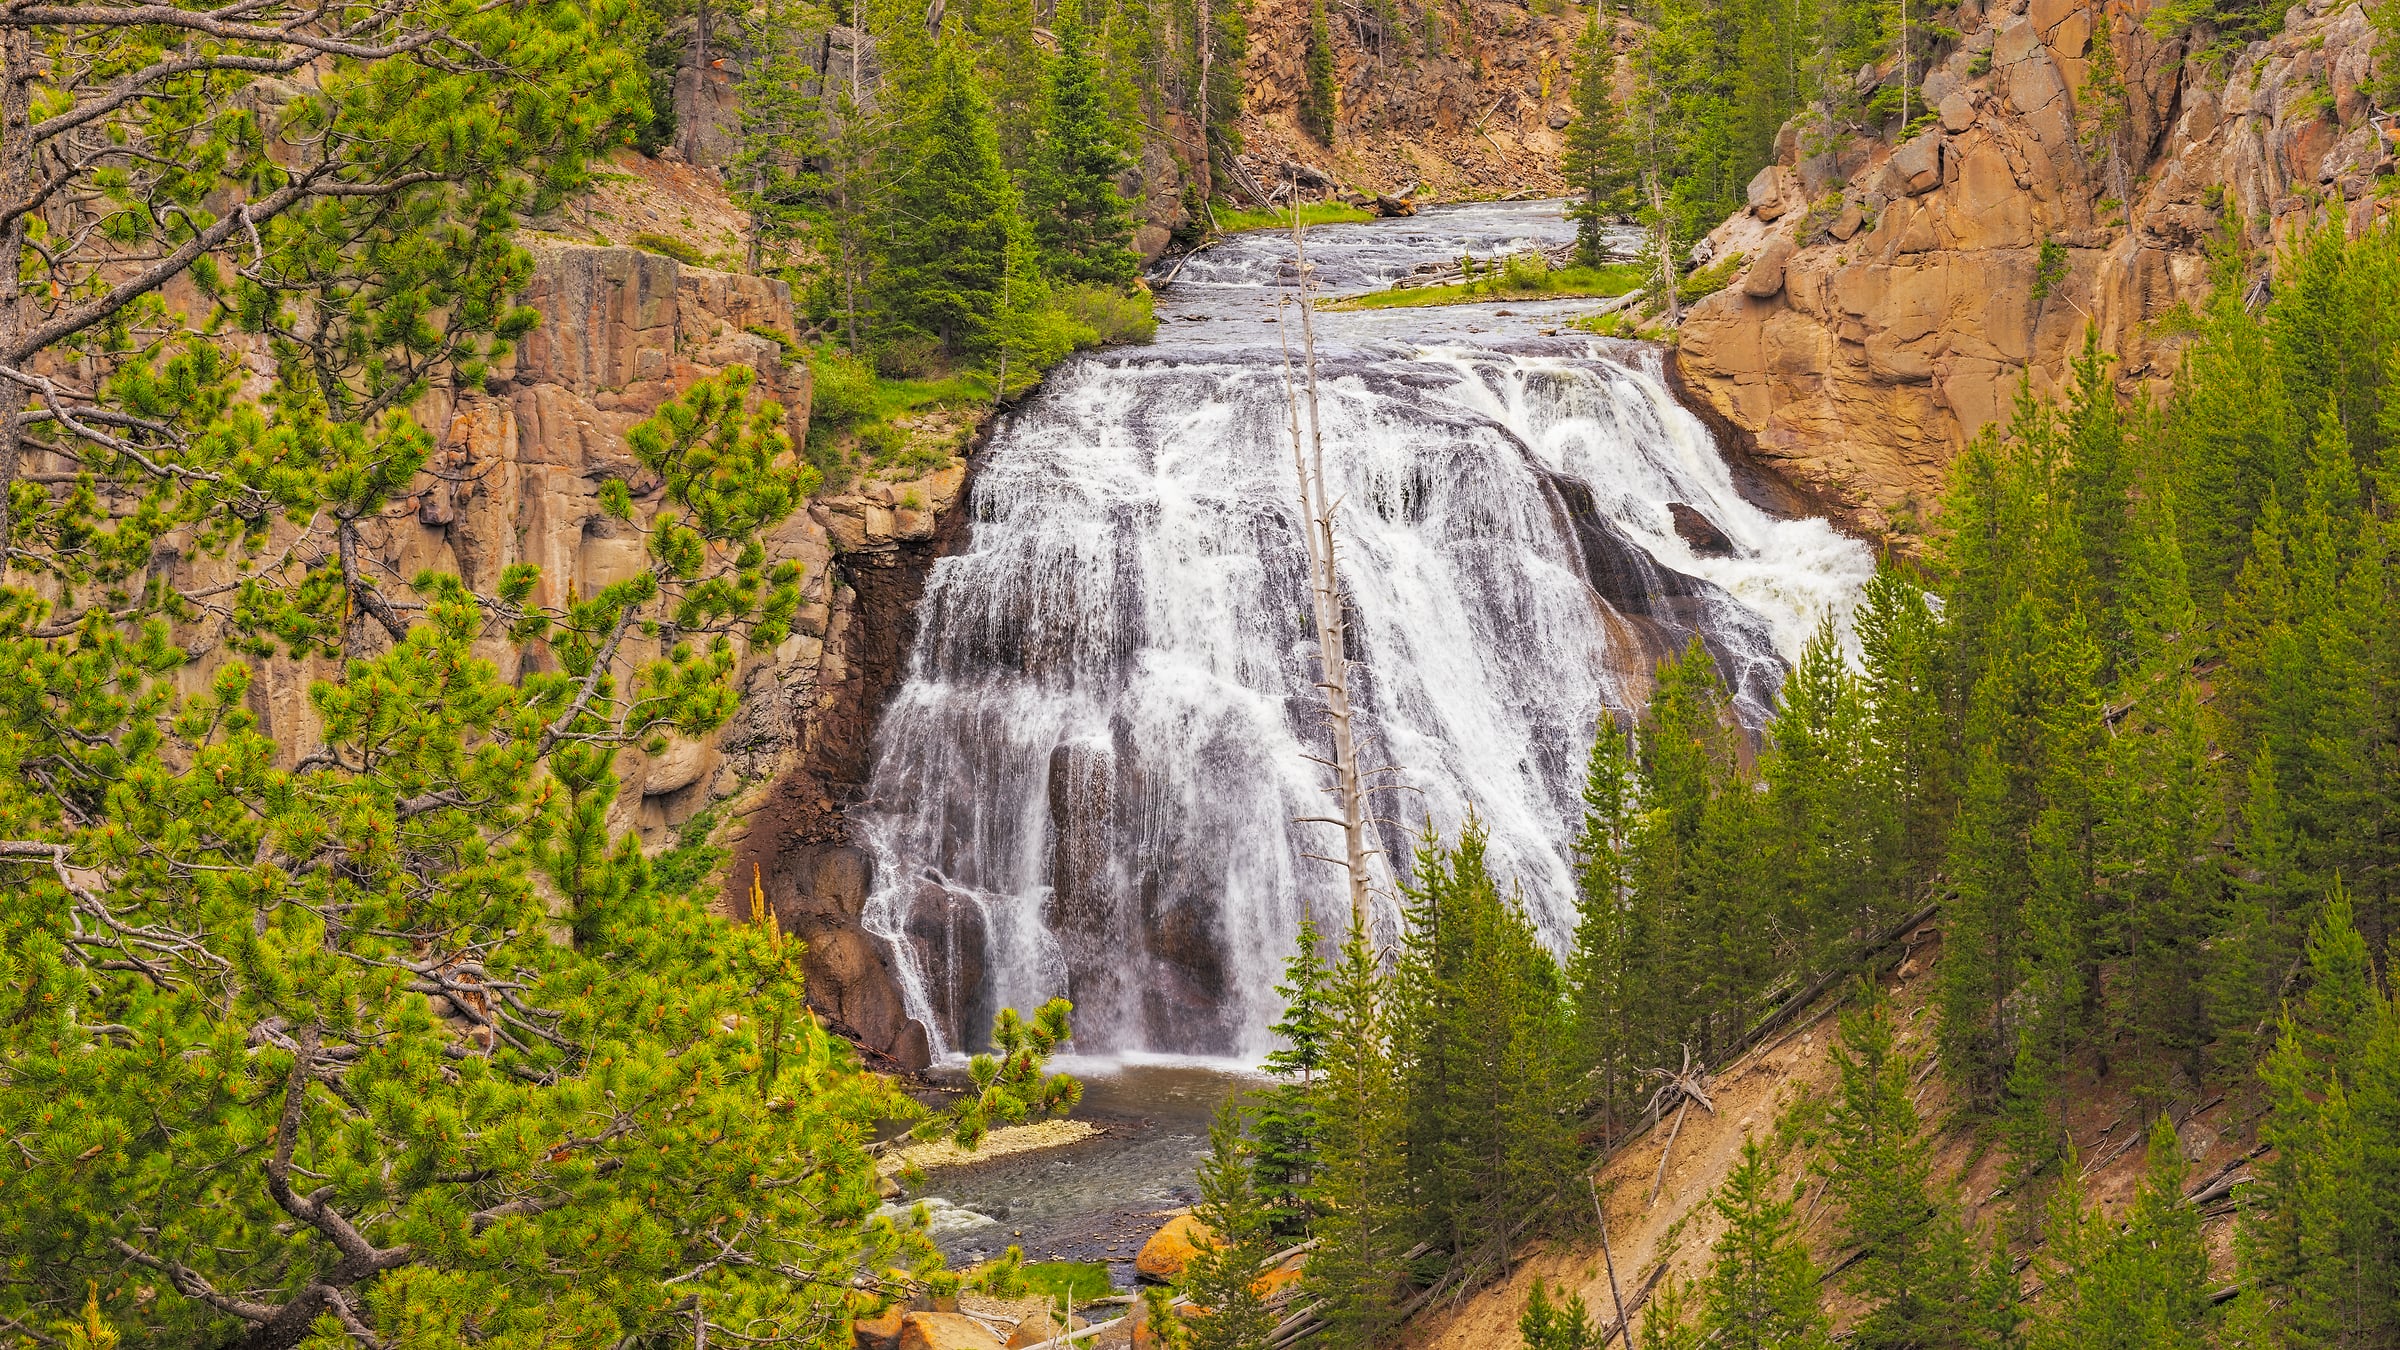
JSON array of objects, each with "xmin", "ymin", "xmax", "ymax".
[{"xmin": 861, "ymin": 200, "xmax": 1875, "ymax": 1266}]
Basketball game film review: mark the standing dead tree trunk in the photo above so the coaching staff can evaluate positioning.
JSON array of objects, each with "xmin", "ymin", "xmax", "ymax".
[{"xmin": 1279, "ymin": 185, "xmax": 1377, "ymax": 940}]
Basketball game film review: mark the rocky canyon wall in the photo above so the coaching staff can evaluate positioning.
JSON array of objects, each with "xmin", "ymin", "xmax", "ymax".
[
  {"xmin": 1676, "ymin": 0, "xmax": 2396, "ymax": 537},
  {"xmin": 1235, "ymin": 0, "xmax": 1589, "ymax": 202},
  {"xmin": 122, "ymin": 207, "xmax": 968, "ymax": 1072},
  {"xmin": 409, "ymin": 236, "xmax": 972, "ymax": 1073}
]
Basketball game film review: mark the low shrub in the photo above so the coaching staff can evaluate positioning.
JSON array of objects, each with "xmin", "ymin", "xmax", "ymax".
[
  {"xmin": 805, "ymin": 345, "xmax": 879, "ymax": 435},
  {"xmin": 629, "ymin": 231, "xmax": 708, "ymax": 266},
  {"xmin": 1050, "ymin": 283, "xmax": 1159, "ymax": 347}
]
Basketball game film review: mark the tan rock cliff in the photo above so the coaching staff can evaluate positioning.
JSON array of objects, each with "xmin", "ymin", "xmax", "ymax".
[
  {"xmin": 1675, "ymin": 0, "xmax": 2396, "ymax": 537},
  {"xmin": 1236, "ymin": 0, "xmax": 1587, "ymax": 201},
  {"xmin": 91, "ymin": 187, "xmax": 964, "ymax": 1070}
]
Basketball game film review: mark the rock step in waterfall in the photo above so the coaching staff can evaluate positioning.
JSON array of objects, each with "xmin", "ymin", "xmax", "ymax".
[{"xmin": 838, "ymin": 202, "xmax": 1876, "ymax": 1061}]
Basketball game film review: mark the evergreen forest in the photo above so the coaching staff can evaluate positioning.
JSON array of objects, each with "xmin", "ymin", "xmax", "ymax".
[
  {"xmin": 1194, "ymin": 219, "xmax": 2400, "ymax": 1350},
  {"xmin": 4, "ymin": 0, "xmax": 2400, "ymax": 1338}
]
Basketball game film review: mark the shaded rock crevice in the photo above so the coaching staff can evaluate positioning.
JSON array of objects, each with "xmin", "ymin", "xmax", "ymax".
[{"xmin": 723, "ymin": 446, "xmax": 984, "ymax": 1073}]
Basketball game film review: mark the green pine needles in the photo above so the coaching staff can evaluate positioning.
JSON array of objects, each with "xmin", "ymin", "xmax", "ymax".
[
  {"xmin": 1232, "ymin": 216, "xmax": 2400, "ymax": 1348},
  {"xmin": 1300, "ymin": 0, "xmax": 1339, "ymax": 144},
  {"xmin": 0, "ymin": 369, "xmax": 967, "ymax": 1344},
  {"xmin": 1030, "ymin": 0, "xmax": 1145, "ymax": 287}
]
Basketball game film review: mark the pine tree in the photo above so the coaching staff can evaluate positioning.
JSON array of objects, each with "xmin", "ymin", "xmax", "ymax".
[
  {"xmin": 1631, "ymin": 640, "xmax": 1761, "ymax": 1063},
  {"xmin": 2060, "ymin": 330, "xmax": 2136, "ymax": 671},
  {"xmin": 1391, "ymin": 824, "xmax": 1577, "ymax": 1265},
  {"xmin": 1255, "ymin": 918, "xmax": 1332, "ymax": 1239},
  {"xmin": 1186, "ymin": 1099, "xmax": 1278, "ymax": 1350},
  {"xmin": 0, "ymin": 365, "xmax": 1024, "ymax": 1342},
  {"xmin": 1702, "ymin": 1137, "xmax": 1831, "ymax": 1350},
  {"xmin": 1028, "ymin": 0, "xmax": 1143, "ymax": 287},
  {"xmin": 2209, "ymin": 749, "xmax": 2307, "ymax": 1078},
  {"xmin": 1520, "ymin": 1277, "xmax": 1600, "ymax": 1350},
  {"xmin": 2032, "ymin": 1121, "xmax": 2210, "ymax": 1350},
  {"xmin": 1821, "ymin": 981, "xmax": 1977, "ymax": 1348},
  {"xmin": 1561, "ymin": 12, "xmax": 1633, "ymax": 269},
  {"xmin": 1941, "ymin": 743, "xmax": 2035, "ymax": 1103},
  {"xmin": 1197, "ymin": 0, "xmax": 1250, "ymax": 192},
  {"xmin": 2077, "ymin": 11, "xmax": 2132, "ymax": 212},
  {"xmin": 1855, "ymin": 565, "xmax": 1951, "ymax": 890},
  {"xmin": 1568, "ymin": 712, "xmax": 1644, "ymax": 1140},
  {"xmin": 1303, "ymin": 923, "xmax": 1408, "ymax": 1348},
  {"xmin": 1300, "ymin": 0, "xmax": 1339, "ymax": 143},
  {"xmin": 1764, "ymin": 618, "xmax": 1889, "ymax": 976},
  {"xmin": 729, "ymin": 0, "xmax": 827, "ymax": 273},
  {"xmin": 2109, "ymin": 680, "xmax": 2219, "ymax": 1110},
  {"xmin": 1640, "ymin": 1274, "xmax": 1709, "ymax": 1350},
  {"xmin": 970, "ymin": 0, "xmax": 1048, "ymax": 171},
  {"xmin": 2235, "ymin": 884, "xmax": 2400, "ymax": 1347},
  {"xmin": 883, "ymin": 44, "xmax": 1019, "ymax": 359}
]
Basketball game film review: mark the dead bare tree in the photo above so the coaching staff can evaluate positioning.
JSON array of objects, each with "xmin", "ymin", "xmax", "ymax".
[
  {"xmin": 1643, "ymin": 1046, "xmax": 1715, "ymax": 1207},
  {"xmin": 1277, "ymin": 183, "xmax": 1377, "ymax": 940}
]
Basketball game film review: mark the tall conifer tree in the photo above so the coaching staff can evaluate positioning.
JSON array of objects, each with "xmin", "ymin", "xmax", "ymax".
[
  {"xmin": 1301, "ymin": 0, "xmax": 1339, "ymax": 142},
  {"xmin": 1304, "ymin": 924, "xmax": 1408, "ymax": 1348},
  {"xmin": 1186, "ymin": 1100, "xmax": 1279, "ymax": 1350},
  {"xmin": 1029, "ymin": 0, "xmax": 1143, "ymax": 286},
  {"xmin": 1255, "ymin": 918, "xmax": 1331, "ymax": 1238},
  {"xmin": 1562, "ymin": 12, "xmax": 1634, "ymax": 268},
  {"xmin": 1820, "ymin": 982, "xmax": 1980, "ymax": 1348},
  {"xmin": 884, "ymin": 45, "xmax": 1018, "ymax": 358},
  {"xmin": 1391, "ymin": 825, "xmax": 1577, "ymax": 1265},
  {"xmin": 1703, "ymin": 1138, "xmax": 1831, "ymax": 1350},
  {"xmin": 1569, "ymin": 713, "xmax": 1645, "ymax": 1140}
]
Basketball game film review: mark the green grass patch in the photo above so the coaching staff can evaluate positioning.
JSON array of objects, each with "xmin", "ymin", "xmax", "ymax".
[
  {"xmin": 629, "ymin": 231, "xmax": 708, "ymax": 267},
  {"xmin": 1209, "ymin": 200, "xmax": 1377, "ymax": 235},
  {"xmin": 964, "ymin": 1249, "xmax": 1115, "ymax": 1304},
  {"xmin": 1326, "ymin": 256, "xmax": 1643, "ymax": 311},
  {"xmin": 1022, "ymin": 1261, "xmax": 1115, "ymax": 1303},
  {"xmin": 800, "ymin": 284, "xmax": 1155, "ymax": 488}
]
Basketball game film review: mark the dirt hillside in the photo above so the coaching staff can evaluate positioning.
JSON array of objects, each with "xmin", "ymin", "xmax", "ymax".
[
  {"xmin": 1399, "ymin": 924, "xmax": 2251, "ymax": 1346},
  {"xmin": 1235, "ymin": 0, "xmax": 1584, "ymax": 199}
]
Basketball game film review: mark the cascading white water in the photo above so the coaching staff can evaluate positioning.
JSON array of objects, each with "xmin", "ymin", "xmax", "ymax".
[{"xmin": 851, "ymin": 203, "xmax": 1876, "ymax": 1059}]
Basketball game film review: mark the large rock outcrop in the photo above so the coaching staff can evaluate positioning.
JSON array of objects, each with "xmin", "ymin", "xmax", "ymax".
[
  {"xmin": 1235, "ymin": 0, "xmax": 1590, "ymax": 203},
  {"xmin": 1675, "ymin": 0, "xmax": 2396, "ymax": 536},
  {"xmin": 404, "ymin": 240, "xmax": 970, "ymax": 1069},
  {"xmin": 122, "ymin": 222, "xmax": 966, "ymax": 1071}
]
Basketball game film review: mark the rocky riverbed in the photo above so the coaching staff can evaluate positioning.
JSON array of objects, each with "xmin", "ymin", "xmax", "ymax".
[{"xmin": 884, "ymin": 1061, "xmax": 1254, "ymax": 1286}]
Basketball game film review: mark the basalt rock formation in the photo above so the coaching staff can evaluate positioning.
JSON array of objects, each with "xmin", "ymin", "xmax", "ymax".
[
  {"xmin": 139, "ymin": 238, "xmax": 819, "ymax": 813},
  {"xmin": 719, "ymin": 466, "xmax": 978, "ymax": 1074},
  {"xmin": 485, "ymin": 232, "xmax": 970, "ymax": 1072},
  {"xmin": 1675, "ymin": 0, "xmax": 2396, "ymax": 538}
]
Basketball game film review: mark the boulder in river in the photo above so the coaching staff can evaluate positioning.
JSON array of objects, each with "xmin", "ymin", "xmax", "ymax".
[
  {"xmin": 1134, "ymin": 1212, "xmax": 1216, "ymax": 1282},
  {"xmin": 1668, "ymin": 502, "xmax": 1737, "ymax": 556}
]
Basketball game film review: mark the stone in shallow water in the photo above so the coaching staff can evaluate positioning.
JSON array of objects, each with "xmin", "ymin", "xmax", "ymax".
[
  {"xmin": 1669, "ymin": 502, "xmax": 1738, "ymax": 556},
  {"xmin": 1134, "ymin": 1213, "xmax": 1215, "ymax": 1282}
]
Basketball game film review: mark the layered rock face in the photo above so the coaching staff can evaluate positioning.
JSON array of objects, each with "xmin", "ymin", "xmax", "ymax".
[
  {"xmin": 415, "ymin": 241, "xmax": 971, "ymax": 1070},
  {"xmin": 722, "ymin": 470, "xmax": 974, "ymax": 1073},
  {"xmin": 1676, "ymin": 0, "xmax": 2395, "ymax": 536}
]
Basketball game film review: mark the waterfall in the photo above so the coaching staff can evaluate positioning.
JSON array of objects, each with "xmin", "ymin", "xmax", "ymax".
[{"xmin": 850, "ymin": 203, "xmax": 1876, "ymax": 1060}]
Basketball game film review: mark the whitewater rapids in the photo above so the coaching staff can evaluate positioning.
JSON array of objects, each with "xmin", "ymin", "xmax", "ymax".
[{"xmin": 849, "ymin": 202, "xmax": 1876, "ymax": 1058}]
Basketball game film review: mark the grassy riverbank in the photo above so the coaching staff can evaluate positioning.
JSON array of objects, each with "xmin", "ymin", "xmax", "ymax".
[
  {"xmin": 1211, "ymin": 200, "xmax": 1378, "ymax": 234},
  {"xmin": 1324, "ymin": 255, "xmax": 1644, "ymax": 310}
]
